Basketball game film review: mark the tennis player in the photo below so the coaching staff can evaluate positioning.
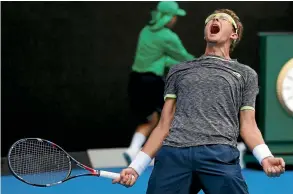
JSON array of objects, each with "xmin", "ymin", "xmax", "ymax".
[
  {"xmin": 124, "ymin": 1, "xmax": 195, "ymax": 165},
  {"xmin": 114, "ymin": 8, "xmax": 286, "ymax": 194}
]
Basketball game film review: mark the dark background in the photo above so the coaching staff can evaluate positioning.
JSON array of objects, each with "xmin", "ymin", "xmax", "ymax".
[{"xmin": 1, "ymin": 1, "xmax": 293, "ymax": 157}]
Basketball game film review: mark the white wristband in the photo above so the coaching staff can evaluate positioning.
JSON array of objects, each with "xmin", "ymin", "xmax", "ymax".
[
  {"xmin": 252, "ymin": 144, "xmax": 273, "ymax": 165},
  {"xmin": 129, "ymin": 151, "xmax": 152, "ymax": 176}
]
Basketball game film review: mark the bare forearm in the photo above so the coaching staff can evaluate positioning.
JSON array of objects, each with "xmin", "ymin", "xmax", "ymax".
[
  {"xmin": 141, "ymin": 99, "xmax": 175, "ymax": 158},
  {"xmin": 141, "ymin": 126, "xmax": 169, "ymax": 158},
  {"xmin": 128, "ymin": 99, "xmax": 175, "ymax": 175},
  {"xmin": 239, "ymin": 111, "xmax": 274, "ymax": 166},
  {"xmin": 240, "ymin": 126, "xmax": 265, "ymax": 151}
]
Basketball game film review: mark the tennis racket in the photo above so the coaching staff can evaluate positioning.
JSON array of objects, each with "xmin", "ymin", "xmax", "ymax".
[{"xmin": 8, "ymin": 138, "xmax": 121, "ymax": 187}]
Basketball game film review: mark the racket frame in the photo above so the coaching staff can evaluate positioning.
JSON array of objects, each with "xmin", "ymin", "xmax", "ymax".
[{"xmin": 8, "ymin": 138, "xmax": 120, "ymax": 187}]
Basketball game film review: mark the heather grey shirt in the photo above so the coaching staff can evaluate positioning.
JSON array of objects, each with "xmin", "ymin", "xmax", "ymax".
[{"xmin": 163, "ymin": 55, "xmax": 259, "ymax": 148}]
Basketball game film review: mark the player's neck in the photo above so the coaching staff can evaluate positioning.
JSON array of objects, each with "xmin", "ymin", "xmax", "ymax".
[{"xmin": 204, "ymin": 43, "xmax": 231, "ymax": 60}]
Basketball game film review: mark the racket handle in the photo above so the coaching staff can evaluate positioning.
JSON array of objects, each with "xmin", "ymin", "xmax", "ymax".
[{"xmin": 99, "ymin": 170, "xmax": 120, "ymax": 179}]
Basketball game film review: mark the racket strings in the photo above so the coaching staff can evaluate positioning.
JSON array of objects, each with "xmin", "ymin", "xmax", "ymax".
[{"xmin": 9, "ymin": 139, "xmax": 71, "ymax": 185}]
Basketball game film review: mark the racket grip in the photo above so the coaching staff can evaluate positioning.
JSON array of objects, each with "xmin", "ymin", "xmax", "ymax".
[{"xmin": 99, "ymin": 170, "xmax": 120, "ymax": 179}]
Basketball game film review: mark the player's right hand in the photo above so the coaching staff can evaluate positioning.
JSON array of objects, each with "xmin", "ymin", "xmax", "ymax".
[{"xmin": 112, "ymin": 167, "xmax": 139, "ymax": 188}]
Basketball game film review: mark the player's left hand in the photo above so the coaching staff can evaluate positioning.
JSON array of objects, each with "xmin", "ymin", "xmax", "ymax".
[{"xmin": 261, "ymin": 156, "xmax": 285, "ymax": 177}]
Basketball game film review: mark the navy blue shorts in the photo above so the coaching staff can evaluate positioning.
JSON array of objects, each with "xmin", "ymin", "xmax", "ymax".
[{"xmin": 146, "ymin": 144, "xmax": 249, "ymax": 194}]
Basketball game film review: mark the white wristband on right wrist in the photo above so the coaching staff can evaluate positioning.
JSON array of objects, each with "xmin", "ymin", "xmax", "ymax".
[
  {"xmin": 252, "ymin": 144, "xmax": 273, "ymax": 165},
  {"xmin": 129, "ymin": 151, "xmax": 152, "ymax": 176}
]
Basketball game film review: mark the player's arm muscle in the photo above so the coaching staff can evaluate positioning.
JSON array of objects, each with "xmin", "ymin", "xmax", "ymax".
[
  {"xmin": 141, "ymin": 98, "xmax": 176, "ymax": 158},
  {"xmin": 239, "ymin": 110, "xmax": 265, "ymax": 151}
]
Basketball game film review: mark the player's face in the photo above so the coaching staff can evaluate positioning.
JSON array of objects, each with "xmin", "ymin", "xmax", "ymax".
[{"xmin": 204, "ymin": 14, "xmax": 238, "ymax": 45}]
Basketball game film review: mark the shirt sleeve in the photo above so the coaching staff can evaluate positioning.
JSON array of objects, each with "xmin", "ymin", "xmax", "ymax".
[
  {"xmin": 164, "ymin": 66, "xmax": 178, "ymax": 101},
  {"xmin": 163, "ymin": 32, "xmax": 195, "ymax": 66},
  {"xmin": 240, "ymin": 69, "xmax": 259, "ymax": 111}
]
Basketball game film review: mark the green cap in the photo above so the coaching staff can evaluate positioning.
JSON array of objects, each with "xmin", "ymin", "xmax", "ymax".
[{"xmin": 149, "ymin": 1, "xmax": 186, "ymax": 30}]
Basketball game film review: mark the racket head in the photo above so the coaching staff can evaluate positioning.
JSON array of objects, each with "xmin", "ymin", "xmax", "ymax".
[{"xmin": 8, "ymin": 138, "xmax": 72, "ymax": 187}]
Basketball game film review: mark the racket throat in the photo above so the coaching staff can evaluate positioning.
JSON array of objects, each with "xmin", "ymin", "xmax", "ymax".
[{"xmin": 79, "ymin": 164, "xmax": 98, "ymax": 175}]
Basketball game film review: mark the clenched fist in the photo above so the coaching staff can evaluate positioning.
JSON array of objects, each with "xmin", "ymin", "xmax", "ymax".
[{"xmin": 262, "ymin": 157, "xmax": 285, "ymax": 177}]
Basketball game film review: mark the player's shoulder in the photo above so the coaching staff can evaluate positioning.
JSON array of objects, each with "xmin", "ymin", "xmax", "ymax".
[
  {"xmin": 229, "ymin": 59, "xmax": 256, "ymax": 75},
  {"xmin": 233, "ymin": 61, "xmax": 258, "ymax": 80},
  {"xmin": 169, "ymin": 60, "xmax": 195, "ymax": 73},
  {"xmin": 166, "ymin": 60, "xmax": 197, "ymax": 80}
]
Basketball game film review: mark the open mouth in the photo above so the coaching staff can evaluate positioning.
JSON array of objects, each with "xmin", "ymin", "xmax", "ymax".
[{"xmin": 210, "ymin": 24, "xmax": 220, "ymax": 34}]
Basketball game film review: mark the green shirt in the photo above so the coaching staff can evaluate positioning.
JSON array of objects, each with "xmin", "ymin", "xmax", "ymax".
[{"xmin": 131, "ymin": 26, "xmax": 195, "ymax": 77}]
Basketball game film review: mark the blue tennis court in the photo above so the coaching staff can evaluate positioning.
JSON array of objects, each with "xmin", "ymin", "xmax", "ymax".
[{"xmin": 2, "ymin": 167, "xmax": 293, "ymax": 194}]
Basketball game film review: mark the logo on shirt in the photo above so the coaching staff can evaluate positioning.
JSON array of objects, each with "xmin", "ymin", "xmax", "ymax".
[{"xmin": 232, "ymin": 71, "xmax": 241, "ymax": 78}]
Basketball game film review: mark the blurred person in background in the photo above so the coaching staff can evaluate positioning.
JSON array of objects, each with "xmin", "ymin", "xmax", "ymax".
[
  {"xmin": 115, "ymin": 8, "xmax": 286, "ymax": 194},
  {"xmin": 123, "ymin": 1, "xmax": 195, "ymax": 165}
]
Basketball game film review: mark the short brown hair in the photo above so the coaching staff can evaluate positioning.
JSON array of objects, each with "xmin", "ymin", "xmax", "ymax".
[{"xmin": 213, "ymin": 9, "xmax": 243, "ymax": 52}]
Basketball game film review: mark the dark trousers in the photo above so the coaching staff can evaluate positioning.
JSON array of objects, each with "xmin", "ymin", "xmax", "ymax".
[{"xmin": 146, "ymin": 145, "xmax": 249, "ymax": 194}]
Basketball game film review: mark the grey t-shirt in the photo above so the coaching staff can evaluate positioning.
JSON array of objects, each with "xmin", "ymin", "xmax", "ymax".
[{"xmin": 163, "ymin": 55, "xmax": 259, "ymax": 148}]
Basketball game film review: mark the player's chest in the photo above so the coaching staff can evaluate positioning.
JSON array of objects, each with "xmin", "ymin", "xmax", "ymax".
[{"xmin": 176, "ymin": 67, "xmax": 245, "ymax": 93}]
